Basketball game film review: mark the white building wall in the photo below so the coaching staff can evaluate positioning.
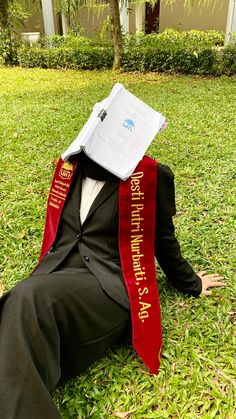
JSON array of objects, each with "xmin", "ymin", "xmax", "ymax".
[
  {"xmin": 159, "ymin": 1, "xmax": 228, "ymax": 33},
  {"xmin": 18, "ymin": 1, "xmax": 230, "ymax": 37}
]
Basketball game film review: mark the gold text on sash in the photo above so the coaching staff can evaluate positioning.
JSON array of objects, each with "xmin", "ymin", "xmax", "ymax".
[{"xmin": 130, "ymin": 171, "xmax": 152, "ymax": 323}]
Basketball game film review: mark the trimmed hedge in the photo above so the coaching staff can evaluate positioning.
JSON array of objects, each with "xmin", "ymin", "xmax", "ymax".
[
  {"xmin": 122, "ymin": 46, "xmax": 221, "ymax": 75},
  {"xmin": 17, "ymin": 45, "xmax": 113, "ymax": 70},
  {"xmin": 222, "ymin": 45, "xmax": 236, "ymax": 75},
  {"xmin": 4, "ymin": 29, "xmax": 236, "ymax": 75},
  {"xmin": 123, "ymin": 29, "xmax": 224, "ymax": 48},
  {"xmin": 121, "ymin": 29, "xmax": 224, "ymax": 75}
]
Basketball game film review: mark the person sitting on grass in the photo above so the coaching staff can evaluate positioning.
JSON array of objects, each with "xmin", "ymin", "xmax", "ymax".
[{"xmin": 0, "ymin": 92, "xmax": 225, "ymax": 419}]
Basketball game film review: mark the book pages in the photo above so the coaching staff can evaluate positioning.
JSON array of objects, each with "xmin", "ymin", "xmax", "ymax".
[{"xmin": 62, "ymin": 83, "xmax": 165, "ymax": 180}]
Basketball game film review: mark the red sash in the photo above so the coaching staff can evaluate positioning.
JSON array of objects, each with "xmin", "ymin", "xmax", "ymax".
[
  {"xmin": 38, "ymin": 156, "xmax": 162, "ymax": 374},
  {"xmin": 38, "ymin": 158, "xmax": 77, "ymax": 262},
  {"xmin": 119, "ymin": 156, "xmax": 162, "ymax": 374}
]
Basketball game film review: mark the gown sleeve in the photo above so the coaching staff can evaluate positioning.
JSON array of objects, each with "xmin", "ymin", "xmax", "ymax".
[{"xmin": 155, "ymin": 163, "xmax": 202, "ymax": 297}]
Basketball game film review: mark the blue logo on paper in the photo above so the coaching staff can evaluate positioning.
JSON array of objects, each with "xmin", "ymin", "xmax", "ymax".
[{"xmin": 123, "ymin": 119, "xmax": 135, "ymax": 132}]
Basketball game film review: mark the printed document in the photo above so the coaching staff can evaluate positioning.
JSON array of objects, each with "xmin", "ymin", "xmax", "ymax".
[{"xmin": 62, "ymin": 83, "xmax": 166, "ymax": 180}]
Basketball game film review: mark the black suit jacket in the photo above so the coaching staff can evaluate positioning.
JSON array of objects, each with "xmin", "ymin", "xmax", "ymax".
[{"xmin": 34, "ymin": 162, "xmax": 202, "ymax": 309}]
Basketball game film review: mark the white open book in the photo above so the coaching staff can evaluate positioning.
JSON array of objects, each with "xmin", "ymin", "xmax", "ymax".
[{"xmin": 62, "ymin": 83, "xmax": 166, "ymax": 180}]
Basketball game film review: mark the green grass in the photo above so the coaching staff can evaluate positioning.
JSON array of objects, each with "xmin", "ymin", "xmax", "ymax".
[{"xmin": 0, "ymin": 68, "xmax": 235, "ymax": 418}]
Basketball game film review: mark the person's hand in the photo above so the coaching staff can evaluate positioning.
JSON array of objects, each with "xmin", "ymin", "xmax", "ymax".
[{"xmin": 197, "ymin": 271, "xmax": 225, "ymax": 296}]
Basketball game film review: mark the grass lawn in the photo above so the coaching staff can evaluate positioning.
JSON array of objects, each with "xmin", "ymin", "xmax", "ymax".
[{"xmin": 0, "ymin": 67, "xmax": 235, "ymax": 418}]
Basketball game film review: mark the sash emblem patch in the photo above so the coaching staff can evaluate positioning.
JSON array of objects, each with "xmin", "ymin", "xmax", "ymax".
[{"xmin": 59, "ymin": 161, "xmax": 74, "ymax": 179}]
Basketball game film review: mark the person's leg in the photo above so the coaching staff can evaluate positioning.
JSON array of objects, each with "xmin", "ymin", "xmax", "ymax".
[
  {"xmin": 0, "ymin": 273, "xmax": 129, "ymax": 419},
  {"xmin": 57, "ymin": 271, "xmax": 130, "ymax": 382},
  {"xmin": 0, "ymin": 278, "xmax": 62, "ymax": 419}
]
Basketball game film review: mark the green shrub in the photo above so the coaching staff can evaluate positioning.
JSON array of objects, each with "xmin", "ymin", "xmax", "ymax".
[
  {"xmin": 222, "ymin": 44, "xmax": 236, "ymax": 75},
  {"xmin": 18, "ymin": 44, "xmax": 113, "ymax": 70},
  {"xmin": 122, "ymin": 44, "xmax": 221, "ymax": 75},
  {"xmin": 36, "ymin": 34, "xmax": 112, "ymax": 49},
  {"xmin": 158, "ymin": 28, "xmax": 224, "ymax": 47},
  {"xmin": 37, "ymin": 34, "xmax": 92, "ymax": 49},
  {"xmin": 15, "ymin": 30, "xmax": 236, "ymax": 75},
  {"xmin": 0, "ymin": 29, "xmax": 18, "ymax": 65},
  {"xmin": 124, "ymin": 29, "xmax": 224, "ymax": 49}
]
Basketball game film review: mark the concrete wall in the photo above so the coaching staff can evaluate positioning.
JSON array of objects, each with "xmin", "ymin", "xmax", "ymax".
[
  {"xmin": 129, "ymin": 5, "xmax": 137, "ymax": 33},
  {"xmin": 159, "ymin": 1, "xmax": 228, "ymax": 33},
  {"xmin": 14, "ymin": 11, "xmax": 43, "ymax": 35},
  {"xmin": 15, "ymin": 4, "xmax": 60, "ymax": 36},
  {"xmin": 69, "ymin": 4, "xmax": 137, "ymax": 37},
  {"xmin": 16, "ymin": 1, "xmax": 229, "ymax": 37},
  {"xmin": 74, "ymin": 7, "xmax": 109, "ymax": 37}
]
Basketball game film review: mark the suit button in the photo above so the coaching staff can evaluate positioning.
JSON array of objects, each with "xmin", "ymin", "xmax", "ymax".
[
  {"xmin": 83, "ymin": 256, "xmax": 89, "ymax": 262},
  {"xmin": 76, "ymin": 233, "xmax": 81, "ymax": 240}
]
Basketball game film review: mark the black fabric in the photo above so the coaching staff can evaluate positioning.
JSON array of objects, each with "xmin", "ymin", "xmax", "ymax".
[
  {"xmin": 0, "ymin": 157, "xmax": 202, "ymax": 418},
  {"xmin": 155, "ymin": 163, "xmax": 202, "ymax": 296},
  {"xmin": 0, "ymin": 272, "xmax": 129, "ymax": 419},
  {"xmin": 75, "ymin": 151, "xmax": 112, "ymax": 181},
  {"xmin": 36, "ymin": 160, "xmax": 202, "ymax": 298}
]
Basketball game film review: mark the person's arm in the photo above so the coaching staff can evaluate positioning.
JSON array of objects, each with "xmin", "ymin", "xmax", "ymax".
[{"xmin": 155, "ymin": 164, "xmax": 224, "ymax": 296}]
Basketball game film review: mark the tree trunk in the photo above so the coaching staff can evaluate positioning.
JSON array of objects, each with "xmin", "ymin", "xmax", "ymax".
[
  {"xmin": 68, "ymin": 0, "xmax": 71, "ymax": 27},
  {"xmin": 0, "ymin": 0, "xmax": 15, "ymax": 64},
  {"xmin": 109, "ymin": 0, "xmax": 123, "ymax": 70},
  {"xmin": 0, "ymin": 0, "xmax": 9, "ymax": 29}
]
